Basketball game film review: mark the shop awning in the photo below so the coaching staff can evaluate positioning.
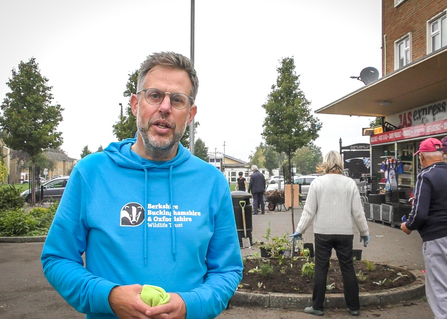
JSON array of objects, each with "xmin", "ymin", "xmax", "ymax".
[{"xmin": 315, "ymin": 48, "xmax": 447, "ymax": 117}]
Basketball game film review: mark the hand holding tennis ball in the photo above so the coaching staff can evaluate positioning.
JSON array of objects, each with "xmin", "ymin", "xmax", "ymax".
[{"xmin": 140, "ymin": 285, "xmax": 170, "ymax": 306}]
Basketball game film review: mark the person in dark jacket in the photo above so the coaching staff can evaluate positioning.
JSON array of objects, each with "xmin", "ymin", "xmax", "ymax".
[
  {"xmin": 248, "ymin": 165, "xmax": 266, "ymax": 214},
  {"xmin": 401, "ymin": 137, "xmax": 447, "ymax": 319}
]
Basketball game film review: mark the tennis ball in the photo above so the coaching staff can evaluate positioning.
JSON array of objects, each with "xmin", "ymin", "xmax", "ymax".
[{"xmin": 140, "ymin": 285, "xmax": 170, "ymax": 306}]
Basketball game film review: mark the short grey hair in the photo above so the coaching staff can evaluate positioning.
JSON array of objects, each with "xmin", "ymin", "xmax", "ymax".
[
  {"xmin": 137, "ymin": 52, "xmax": 199, "ymax": 100},
  {"xmin": 251, "ymin": 165, "xmax": 258, "ymax": 171},
  {"xmin": 322, "ymin": 150, "xmax": 344, "ymax": 174},
  {"xmin": 421, "ymin": 151, "xmax": 443, "ymax": 159}
]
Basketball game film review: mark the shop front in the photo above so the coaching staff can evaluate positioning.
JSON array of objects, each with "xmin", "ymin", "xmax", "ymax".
[
  {"xmin": 366, "ymin": 101, "xmax": 447, "ymax": 226},
  {"xmin": 315, "ymin": 48, "xmax": 447, "ymax": 227}
]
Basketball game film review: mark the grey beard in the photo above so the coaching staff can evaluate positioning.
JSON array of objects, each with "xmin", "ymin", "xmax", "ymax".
[{"xmin": 137, "ymin": 121, "xmax": 187, "ymax": 160}]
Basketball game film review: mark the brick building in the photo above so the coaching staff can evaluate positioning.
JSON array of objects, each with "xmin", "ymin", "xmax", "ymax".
[
  {"xmin": 315, "ymin": 0, "xmax": 447, "ymax": 225},
  {"xmin": 382, "ymin": 0, "xmax": 446, "ymax": 75}
]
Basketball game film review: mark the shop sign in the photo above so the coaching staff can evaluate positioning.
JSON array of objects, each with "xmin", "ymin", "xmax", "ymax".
[
  {"xmin": 386, "ymin": 99, "xmax": 447, "ymax": 129},
  {"xmin": 370, "ymin": 119, "xmax": 447, "ymax": 144}
]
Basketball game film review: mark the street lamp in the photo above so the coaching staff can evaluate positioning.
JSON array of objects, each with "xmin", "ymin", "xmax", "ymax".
[{"xmin": 119, "ymin": 103, "xmax": 123, "ymax": 123}]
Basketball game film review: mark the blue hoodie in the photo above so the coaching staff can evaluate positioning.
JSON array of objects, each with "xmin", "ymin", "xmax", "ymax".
[{"xmin": 41, "ymin": 139, "xmax": 243, "ymax": 319}]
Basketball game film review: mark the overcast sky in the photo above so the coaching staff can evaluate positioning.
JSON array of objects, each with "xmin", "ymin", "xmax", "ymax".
[{"xmin": 0, "ymin": 0, "xmax": 381, "ymax": 162}]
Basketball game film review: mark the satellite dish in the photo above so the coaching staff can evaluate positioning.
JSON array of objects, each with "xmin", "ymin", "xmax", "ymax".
[{"xmin": 359, "ymin": 67, "xmax": 379, "ymax": 85}]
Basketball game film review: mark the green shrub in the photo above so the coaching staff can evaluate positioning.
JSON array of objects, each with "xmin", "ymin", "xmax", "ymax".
[
  {"xmin": 0, "ymin": 202, "xmax": 59, "ymax": 236},
  {"xmin": 0, "ymin": 185, "xmax": 25, "ymax": 210},
  {"xmin": 259, "ymin": 262, "xmax": 274, "ymax": 278},
  {"xmin": 0, "ymin": 209, "xmax": 37, "ymax": 236},
  {"xmin": 29, "ymin": 207, "xmax": 55, "ymax": 232}
]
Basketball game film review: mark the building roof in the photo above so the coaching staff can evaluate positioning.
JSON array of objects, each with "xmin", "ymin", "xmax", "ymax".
[
  {"xmin": 315, "ymin": 47, "xmax": 447, "ymax": 117},
  {"xmin": 45, "ymin": 149, "xmax": 76, "ymax": 162}
]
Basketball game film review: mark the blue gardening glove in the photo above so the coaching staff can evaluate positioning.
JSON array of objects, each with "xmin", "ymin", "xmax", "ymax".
[
  {"xmin": 289, "ymin": 232, "xmax": 302, "ymax": 243},
  {"xmin": 360, "ymin": 235, "xmax": 370, "ymax": 247}
]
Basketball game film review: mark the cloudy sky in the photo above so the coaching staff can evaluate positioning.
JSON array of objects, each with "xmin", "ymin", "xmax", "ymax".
[{"xmin": 0, "ymin": 0, "xmax": 381, "ymax": 162}]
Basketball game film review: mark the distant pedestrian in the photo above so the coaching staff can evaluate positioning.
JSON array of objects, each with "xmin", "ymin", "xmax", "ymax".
[
  {"xmin": 248, "ymin": 165, "xmax": 266, "ymax": 214},
  {"xmin": 441, "ymin": 136, "xmax": 447, "ymax": 163},
  {"xmin": 401, "ymin": 137, "xmax": 447, "ymax": 319},
  {"xmin": 290, "ymin": 150, "xmax": 370, "ymax": 317},
  {"xmin": 236, "ymin": 172, "xmax": 247, "ymax": 192}
]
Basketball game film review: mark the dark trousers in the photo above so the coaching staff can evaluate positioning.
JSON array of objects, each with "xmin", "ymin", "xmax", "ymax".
[
  {"xmin": 312, "ymin": 234, "xmax": 360, "ymax": 311},
  {"xmin": 252, "ymin": 192, "xmax": 264, "ymax": 214}
]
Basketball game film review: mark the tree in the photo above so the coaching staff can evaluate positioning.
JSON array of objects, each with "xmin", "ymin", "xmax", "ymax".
[
  {"xmin": 0, "ymin": 58, "xmax": 63, "ymax": 204},
  {"xmin": 113, "ymin": 71, "xmax": 138, "ymax": 141},
  {"xmin": 293, "ymin": 144, "xmax": 323, "ymax": 175},
  {"xmin": 262, "ymin": 56, "xmax": 322, "ymax": 233},
  {"xmin": 248, "ymin": 143, "xmax": 266, "ymax": 168},
  {"xmin": 264, "ymin": 145, "xmax": 280, "ymax": 175},
  {"xmin": 80, "ymin": 146, "xmax": 92, "ymax": 159},
  {"xmin": 194, "ymin": 138, "xmax": 209, "ymax": 162},
  {"xmin": 96, "ymin": 145, "xmax": 104, "ymax": 152},
  {"xmin": 369, "ymin": 117, "xmax": 382, "ymax": 128},
  {"xmin": 112, "ymin": 68, "xmax": 199, "ymax": 150}
]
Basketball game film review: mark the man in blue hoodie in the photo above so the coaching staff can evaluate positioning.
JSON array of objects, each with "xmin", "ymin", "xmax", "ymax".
[
  {"xmin": 401, "ymin": 137, "xmax": 447, "ymax": 318},
  {"xmin": 41, "ymin": 52, "xmax": 243, "ymax": 319}
]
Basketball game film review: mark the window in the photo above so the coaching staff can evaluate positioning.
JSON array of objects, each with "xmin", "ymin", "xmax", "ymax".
[
  {"xmin": 394, "ymin": 34, "xmax": 411, "ymax": 70},
  {"xmin": 429, "ymin": 13, "xmax": 447, "ymax": 53}
]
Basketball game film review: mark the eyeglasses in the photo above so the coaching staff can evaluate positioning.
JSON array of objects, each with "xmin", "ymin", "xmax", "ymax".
[{"xmin": 137, "ymin": 88, "xmax": 194, "ymax": 110}]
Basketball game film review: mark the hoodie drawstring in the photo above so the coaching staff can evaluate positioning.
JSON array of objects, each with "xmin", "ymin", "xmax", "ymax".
[
  {"xmin": 144, "ymin": 168, "xmax": 148, "ymax": 265},
  {"xmin": 169, "ymin": 166, "xmax": 176, "ymax": 261},
  {"xmin": 143, "ymin": 166, "xmax": 177, "ymax": 265}
]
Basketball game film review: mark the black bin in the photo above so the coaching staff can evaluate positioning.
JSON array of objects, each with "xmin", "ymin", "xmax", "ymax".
[{"xmin": 231, "ymin": 191, "xmax": 253, "ymax": 247}]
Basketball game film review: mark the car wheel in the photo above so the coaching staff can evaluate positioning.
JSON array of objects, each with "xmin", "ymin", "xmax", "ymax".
[{"xmin": 25, "ymin": 195, "xmax": 33, "ymax": 204}]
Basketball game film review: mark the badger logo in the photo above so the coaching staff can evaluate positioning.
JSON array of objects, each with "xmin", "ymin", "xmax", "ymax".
[{"xmin": 120, "ymin": 203, "xmax": 145, "ymax": 226}]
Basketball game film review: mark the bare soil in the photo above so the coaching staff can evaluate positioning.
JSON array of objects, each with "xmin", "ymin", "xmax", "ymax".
[{"xmin": 240, "ymin": 257, "xmax": 415, "ymax": 294}]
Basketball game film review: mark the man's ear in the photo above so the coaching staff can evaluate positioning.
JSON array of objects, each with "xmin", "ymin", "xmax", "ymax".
[
  {"xmin": 130, "ymin": 94, "xmax": 139, "ymax": 116},
  {"xmin": 187, "ymin": 105, "xmax": 197, "ymax": 125}
]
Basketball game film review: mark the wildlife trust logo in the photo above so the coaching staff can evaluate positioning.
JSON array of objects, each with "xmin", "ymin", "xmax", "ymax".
[{"xmin": 120, "ymin": 202, "xmax": 145, "ymax": 226}]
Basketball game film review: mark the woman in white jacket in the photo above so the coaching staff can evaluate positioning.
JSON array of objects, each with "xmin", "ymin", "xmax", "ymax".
[{"xmin": 291, "ymin": 150, "xmax": 370, "ymax": 317}]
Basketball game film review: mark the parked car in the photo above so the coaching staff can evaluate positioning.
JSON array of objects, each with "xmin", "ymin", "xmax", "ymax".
[
  {"xmin": 269, "ymin": 175, "xmax": 284, "ymax": 183},
  {"xmin": 293, "ymin": 175, "xmax": 318, "ymax": 200},
  {"xmin": 20, "ymin": 176, "xmax": 69, "ymax": 203},
  {"xmin": 266, "ymin": 178, "xmax": 285, "ymax": 192}
]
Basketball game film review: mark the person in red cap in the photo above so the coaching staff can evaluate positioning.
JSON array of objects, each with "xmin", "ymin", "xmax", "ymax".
[
  {"xmin": 442, "ymin": 136, "xmax": 447, "ymax": 163},
  {"xmin": 401, "ymin": 137, "xmax": 447, "ymax": 318}
]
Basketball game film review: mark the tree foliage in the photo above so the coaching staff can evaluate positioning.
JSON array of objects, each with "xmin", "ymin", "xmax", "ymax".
[
  {"xmin": 369, "ymin": 117, "xmax": 382, "ymax": 128},
  {"xmin": 194, "ymin": 138, "xmax": 209, "ymax": 162},
  {"xmin": 0, "ymin": 58, "xmax": 63, "ymax": 203},
  {"xmin": 0, "ymin": 58, "xmax": 64, "ymax": 157},
  {"xmin": 112, "ymin": 68, "xmax": 199, "ymax": 150},
  {"xmin": 264, "ymin": 145, "xmax": 281, "ymax": 175},
  {"xmin": 293, "ymin": 144, "xmax": 323, "ymax": 175},
  {"xmin": 113, "ymin": 71, "xmax": 138, "ymax": 141},
  {"xmin": 80, "ymin": 145, "xmax": 92, "ymax": 159},
  {"xmin": 262, "ymin": 56, "xmax": 322, "ymax": 183},
  {"xmin": 248, "ymin": 143, "xmax": 266, "ymax": 168}
]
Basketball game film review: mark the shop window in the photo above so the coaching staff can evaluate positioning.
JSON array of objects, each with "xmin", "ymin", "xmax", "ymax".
[{"xmin": 397, "ymin": 143, "xmax": 414, "ymax": 187}]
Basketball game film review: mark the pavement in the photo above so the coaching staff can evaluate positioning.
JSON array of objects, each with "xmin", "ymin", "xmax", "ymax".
[{"xmin": 0, "ymin": 206, "xmax": 434, "ymax": 318}]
